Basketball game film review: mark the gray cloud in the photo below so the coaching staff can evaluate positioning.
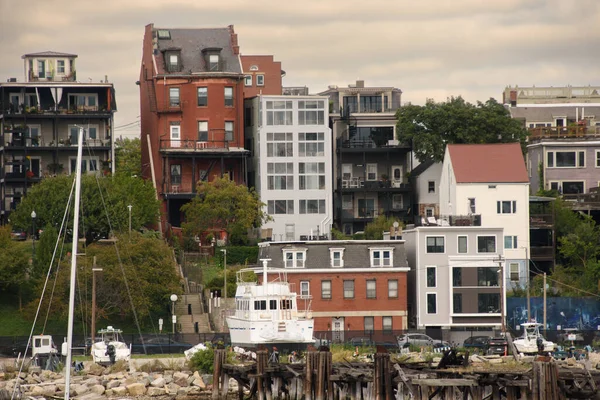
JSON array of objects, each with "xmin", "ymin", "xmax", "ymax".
[{"xmin": 1, "ymin": 0, "xmax": 598, "ymax": 137}]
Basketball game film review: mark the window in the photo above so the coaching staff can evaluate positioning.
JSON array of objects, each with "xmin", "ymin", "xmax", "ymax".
[
  {"xmin": 477, "ymin": 267, "xmax": 499, "ymax": 286},
  {"xmin": 267, "ymin": 162, "xmax": 294, "ymax": 190},
  {"xmin": 596, "ymin": 150, "xmax": 600, "ymax": 167},
  {"xmin": 497, "ymin": 201, "xmax": 517, "ymax": 214},
  {"xmin": 453, "ymin": 268, "xmax": 462, "ymax": 287},
  {"xmin": 388, "ymin": 280, "xmax": 398, "ymax": 298},
  {"xmin": 57, "ymin": 60, "xmax": 65, "ymax": 74},
  {"xmin": 169, "ymin": 87, "xmax": 180, "ymax": 107},
  {"xmin": 343, "ymin": 280, "xmax": 354, "ymax": 299},
  {"xmin": 27, "ymin": 125, "xmax": 41, "ymax": 142},
  {"xmin": 392, "ymin": 195, "xmax": 403, "ymax": 210},
  {"xmin": 244, "ymin": 75, "xmax": 252, "ymax": 86},
  {"xmin": 224, "ymin": 87, "xmax": 234, "ymax": 107},
  {"xmin": 366, "ymin": 280, "xmax": 376, "ymax": 299},
  {"xmin": 426, "ymin": 267, "xmax": 436, "ymax": 287},
  {"xmin": 69, "ymin": 126, "xmax": 79, "ymax": 143},
  {"xmin": 477, "ymin": 236, "xmax": 496, "ymax": 253},
  {"xmin": 427, "ymin": 293, "xmax": 437, "ymax": 314},
  {"xmin": 256, "ymin": 75, "xmax": 264, "ymax": 86},
  {"xmin": 458, "ymin": 236, "xmax": 468, "ymax": 253},
  {"xmin": 170, "ymin": 164, "xmax": 181, "ymax": 184},
  {"xmin": 249, "ymin": 65, "xmax": 259, "ymax": 71},
  {"xmin": 426, "ymin": 237, "xmax": 444, "ymax": 253},
  {"xmin": 382, "ymin": 317, "xmax": 393, "ymax": 333},
  {"xmin": 453, "ymin": 294, "xmax": 462, "ymax": 313},
  {"xmin": 225, "ymin": 121, "xmax": 234, "ymax": 141},
  {"xmin": 209, "ymin": 54, "xmax": 220, "ymax": 71},
  {"xmin": 510, "ymin": 263, "xmax": 519, "ymax": 282},
  {"xmin": 478, "ymin": 293, "xmax": 500, "ymax": 313},
  {"xmin": 342, "ymin": 194, "xmax": 353, "ymax": 210},
  {"xmin": 468, "ymin": 198, "xmax": 476, "ymax": 214},
  {"xmin": 37, "ymin": 60, "xmax": 46, "ymax": 78},
  {"xmin": 198, "ymin": 121, "xmax": 208, "ymax": 141},
  {"xmin": 68, "ymin": 94, "xmax": 98, "ymax": 109},
  {"xmin": 364, "ymin": 317, "xmax": 374, "ymax": 333},
  {"xmin": 197, "ymin": 87, "xmax": 208, "ymax": 107},
  {"xmin": 359, "ymin": 95, "xmax": 388, "ymax": 112},
  {"xmin": 367, "ymin": 164, "xmax": 377, "ymax": 181},
  {"xmin": 254, "ymin": 300, "xmax": 267, "ymax": 310},
  {"xmin": 371, "ymin": 249, "xmax": 392, "ymax": 267},
  {"xmin": 321, "ymin": 280, "xmax": 332, "ymax": 299},
  {"xmin": 300, "ymin": 281, "xmax": 310, "ymax": 298},
  {"xmin": 267, "ymin": 200, "xmax": 294, "ymax": 214},
  {"xmin": 267, "ymin": 101, "xmax": 293, "ymax": 125},
  {"xmin": 330, "ymin": 248, "xmax": 344, "ymax": 267},
  {"xmin": 298, "ymin": 132, "xmax": 325, "ymax": 157},
  {"xmin": 558, "ymin": 181, "xmax": 585, "ymax": 195},
  {"xmin": 267, "ymin": 132, "xmax": 293, "ymax": 157},
  {"xmin": 299, "ymin": 162, "xmax": 325, "ymax": 190},
  {"xmin": 425, "ymin": 207, "xmax": 434, "ymax": 217},
  {"xmin": 69, "ymin": 157, "xmax": 99, "ymax": 174},
  {"xmin": 298, "ymin": 100, "xmax": 325, "ymax": 125},
  {"xmin": 504, "ymin": 235, "xmax": 518, "ymax": 249},
  {"xmin": 546, "ymin": 150, "xmax": 585, "ymax": 168},
  {"xmin": 428, "ymin": 181, "xmax": 435, "ymax": 193},
  {"xmin": 166, "ymin": 52, "xmax": 180, "ymax": 72},
  {"xmin": 299, "ymin": 199, "xmax": 326, "ymax": 214},
  {"xmin": 284, "ymin": 250, "xmax": 305, "ymax": 268}
]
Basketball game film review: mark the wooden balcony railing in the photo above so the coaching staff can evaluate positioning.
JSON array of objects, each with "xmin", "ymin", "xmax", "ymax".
[
  {"xmin": 529, "ymin": 214, "xmax": 554, "ymax": 227},
  {"xmin": 160, "ymin": 139, "xmax": 230, "ymax": 151},
  {"xmin": 529, "ymin": 126, "xmax": 600, "ymax": 139}
]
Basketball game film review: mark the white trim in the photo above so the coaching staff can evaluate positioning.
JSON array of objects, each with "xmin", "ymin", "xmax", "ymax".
[
  {"xmin": 425, "ymin": 235, "xmax": 445, "ymax": 254},
  {"xmin": 265, "ymin": 267, "xmax": 410, "ymax": 273},
  {"xmin": 369, "ymin": 248, "xmax": 393, "ymax": 267},
  {"xmin": 366, "ymin": 163, "xmax": 377, "ymax": 181},
  {"xmin": 426, "ymin": 292, "xmax": 437, "ymax": 314},
  {"xmin": 244, "ymin": 75, "xmax": 252, "ymax": 86},
  {"xmin": 450, "ymin": 313, "xmax": 501, "ymax": 317},
  {"xmin": 476, "ymin": 234, "xmax": 497, "ymax": 254},
  {"xmin": 282, "ymin": 249, "xmax": 307, "ymax": 268},
  {"xmin": 256, "ymin": 74, "xmax": 265, "ymax": 86},
  {"xmin": 545, "ymin": 149, "xmax": 586, "ymax": 169},
  {"xmin": 329, "ymin": 247, "xmax": 345, "ymax": 267},
  {"xmin": 426, "ymin": 266, "xmax": 437, "ymax": 288},
  {"xmin": 312, "ymin": 310, "xmax": 407, "ymax": 317},
  {"xmin": 300, "ymin": 280, "xmax": 310, "ymax": 298},
  {"xmin": 548, "ymin": 180, "xmax": 586, "ymax": 194}
]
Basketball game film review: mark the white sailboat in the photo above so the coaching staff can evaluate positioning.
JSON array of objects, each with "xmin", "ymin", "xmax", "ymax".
[
  {"xmin": 226, "ymin": 259, "xmax": 314, "ymax": 348},
  {"xmin": 513, "ymin": 322, "xmax": 556, "ymax": 355}
]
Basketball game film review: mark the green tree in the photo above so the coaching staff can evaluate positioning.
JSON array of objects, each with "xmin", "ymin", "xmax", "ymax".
[
  {"xmin": 0, "ymin": 226, "xmax": 31, "ymax": 308},
  {"xmin": 114, "ymin": 137, "xmax": 142, "ymax": 177},
  {"xmin": 181, "ymin": 177, "xmax": 270, "ymax": 245},
  {"xmin": 364, "ymin": 215, "xmax": 403, "ymax": 240},
  {"xmin": 396, "ymin": 97, "xmax": 528, "ymax": 162},
  {"xmin": 10, "ymin": 174, "xmax": 160, "ymax": 243}
]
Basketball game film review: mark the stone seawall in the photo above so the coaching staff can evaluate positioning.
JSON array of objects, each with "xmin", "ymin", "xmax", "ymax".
[{"xmin": 0, "ymin": 358, "xmax": 239, "ymax": 399}]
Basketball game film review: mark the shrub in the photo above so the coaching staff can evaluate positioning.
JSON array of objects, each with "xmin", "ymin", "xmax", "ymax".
[{"xmin": 188, "ymin": 345, "xmax": 215, "ymax": 374}]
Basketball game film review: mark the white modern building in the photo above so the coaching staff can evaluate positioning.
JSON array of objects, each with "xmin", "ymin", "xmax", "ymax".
[
  {"xmin": 245, "ymin": 95, "xmax": 333, "ymax": 241},
  {"xmin": 439, "ymin": 143, "xmax": 530, "ymax": 289}
]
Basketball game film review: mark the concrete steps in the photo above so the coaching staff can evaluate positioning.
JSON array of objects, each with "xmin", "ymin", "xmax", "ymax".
[{"xmin": 174, "ymin": 293, "xmax": 210, "ymax": 334}]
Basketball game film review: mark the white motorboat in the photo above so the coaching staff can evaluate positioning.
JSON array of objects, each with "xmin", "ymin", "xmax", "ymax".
[
  {"xmin": 91, "ymin": 326, "xmax": 131, "ymax": 365},
  {"xmin": 226, "ymin": 259, "xmax": 314, "ymax": 348},
  {"xmin": 513, "ymin": 322, "xmax": 556, "ymax": 354}
]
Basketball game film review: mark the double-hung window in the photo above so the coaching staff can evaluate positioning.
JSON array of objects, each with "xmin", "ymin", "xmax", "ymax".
[
  {"xmin": 169, "ymin": 87, "xmax": 180, "ymax": 107},
  {"xmin": 370, "ymin": 249, "xmax": 392, "ymax": 267},
  {"xmin": 497, "ymin": 201, "xmax": 517, "ymax": 214},
  {"xmin": 224, "ymin": 87, "xmax": 234, "ymax": 107},
  {"xmin": 197, "ymin": 87, "xmax": 208, "ymax": 107},
  {"xmin": 343, "ymin": 280, "xmax": 354, "ymax": 299},
  {"xmin": 426, "ymin": 237, "xmax": 444, "ymax": 253},
  {"xmin": 321, "ymin": 280, "xmax": 332, "ymax": 299},
  {"xmin": 477, "ymin": 236, "xmax": 496, "ymax": 253},
  {"xmin": 284, "ymin": 250, "xmax": 306, "ymax": 268},
  {"xmin": 366, "ymin": 280, "xmax": 376, "ymax": 299},
  {"xmin": 329, "ymin": 248, "xmax": 344, "ymax": 267}
]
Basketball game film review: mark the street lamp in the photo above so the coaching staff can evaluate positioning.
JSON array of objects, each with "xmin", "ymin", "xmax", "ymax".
[
  {"xmin": 170, "ymin": 294, "xmax": 178, "ymax": 335},
  {"xmin": 31, "ymin": 210, "xmax": 36, "ymax": 258},
  {"xmin": 221, "ymin": 249, "xmax": 227, "ymax": 299},
  {"xmin": 127, "ymin": 205, "xmax": 132, "ymax": 238}
]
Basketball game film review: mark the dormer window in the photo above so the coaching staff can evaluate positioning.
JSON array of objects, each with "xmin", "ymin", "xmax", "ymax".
[
  {"xmin": 165, "ymin": 51, "xmax": 181, "ymax": 73},
  {"xmin": 202, "ymin": 48, "xmax": 223, "ymax": 72},
  {"xmin": 57, "ymin": 60, "xmax": 65, "ymax": 74},
  {"xmin": 250, "ymin": 65, "xmax": 259, "ymax": 71},
  {"xmin": 157, "ymin": 30, "xmax": 171, "ymax": 39},
  {"xmin": 209, "ymin": 55, "xmax": 220, "ymax": 71}
]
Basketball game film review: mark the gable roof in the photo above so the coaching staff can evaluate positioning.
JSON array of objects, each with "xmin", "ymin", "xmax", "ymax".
[
  {"xmin": 153, "ymin": 27, "xmax": 242, "ymax": 75},
  {"xmin": 410, "ymin": 159, "xmax": 435, "ymax": 178},
  {"xmin": 447, "ymin": 143, "xmax": 528, "ymax": 183},
  {"xmin": 22, "ymin": 51, "xmax": 78, "ymax": 58}
]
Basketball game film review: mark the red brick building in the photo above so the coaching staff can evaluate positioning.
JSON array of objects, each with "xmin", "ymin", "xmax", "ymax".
[
  {"xmin": 139, "ymin": 24, "xmax": 249, "ymax": 229},
  {"xmin": 240, "ymin": 55, "xmax": 283, "ymax": 97},
  {"xmin": 257, "ymin": 240, "xmax": 409, "ymax": 341}
]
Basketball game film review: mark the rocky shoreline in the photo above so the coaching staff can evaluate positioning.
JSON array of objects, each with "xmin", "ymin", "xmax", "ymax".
[{"xmin": 0, "ymin": 358, "xmax": 237, "ymax": 399}]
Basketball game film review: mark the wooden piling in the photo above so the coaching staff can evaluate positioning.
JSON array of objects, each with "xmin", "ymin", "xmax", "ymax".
[
  {"xmin": 305, "ymin": 351, "xmax": 315, "ymax": 400},
  {"xmin": 212, "ymin": 349, "xmax": 226, "ymax": 400},
  {"xmin": 257, "ymin": 350, "xmax": 268, "ymax": 400}
]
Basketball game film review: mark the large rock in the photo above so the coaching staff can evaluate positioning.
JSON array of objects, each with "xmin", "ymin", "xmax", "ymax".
[
  {"xmin": 151, "ymin": 377, "xmax": 166, "ymax": 388},
  {"xmin": 173, "ymin": 372, "xmax": 189, "ymax": 387},
  {"xmin": 126, "ymin": 382, "xmax": 147, "ymax": 396},
  {"xmin": 147, "ymin": 387, "xmax": 167, "ymax": 396},
  {"xmin": 166, "ymin": 382, "xmax": 180, "ymax": 394},
  {"xmin": 42, "ymin": 384, "xmax": 57, "ymax": 396},
  {"xmin": 106, "ymin": 380, "xmax": 121, "ymax": 389},
  {"xmin": 191, "ymin": 376, "xmax": 205, "ymax": 389},
  {"xmin": 77, "ymin": 393, "xmax": 105, "ymax": 400},
  {"xmin": 90, "ymin": 384, "xmax": 105, "ymax": 395},
  {"xmin": 87, "ymin": 363, "xmax": 105, "ymax": 376},
  {"xmin": 29, "ymin": 386, "xmax": 46, "ymax": 396},
  {"xmin": 72, "ymin": 383, "xmax": 89, "ymax": 395}
]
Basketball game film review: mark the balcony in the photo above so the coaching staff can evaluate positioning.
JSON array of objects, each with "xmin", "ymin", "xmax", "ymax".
[
  {"xmin": 3, "ymin": 136, "xmax": 110, "ymax": 149},
  {"xmin": 414, "ymin": 214, "xmax": 482, "ymax": 227},
  {"xmin": 337, "ymin": 137, "xmax": 409, "ymax": 151},
  {"xmin": 530, "ymin": 246, "xmax": 554, "ymax": 260},
  {"xmin": 338, "ymin": 207, "xmax": 408, "ymax": 221},
  {"xmin": 338, "ymin": 177, "xmax": 410, "ymax": 192},
  {"xmin": 529, "ymin": 214, "xmax": 554, "ymax": 228},
  {"xmin": 528, "ymin": 126, "xmax": 600, "ymax": 140},
  {"xmin": 164, "ymin": 181, "xmax": 194, "ymax": 196},
  {"xmin": 1, "ymin": 104, "xmax": 112, "ymax": 116},
  {"xmin": 157, "ymin": 102, "xmax": 182, "ymax": 114}
]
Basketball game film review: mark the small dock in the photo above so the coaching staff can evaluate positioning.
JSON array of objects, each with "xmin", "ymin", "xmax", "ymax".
[{"xmin": 210, "ymin": 349, "xmax": 599, "ymax": 400}]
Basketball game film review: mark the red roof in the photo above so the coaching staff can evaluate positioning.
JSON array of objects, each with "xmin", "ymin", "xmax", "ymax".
[{"xmin": 447, "ymin": 143, "xmax": 528, "ymax": 183}]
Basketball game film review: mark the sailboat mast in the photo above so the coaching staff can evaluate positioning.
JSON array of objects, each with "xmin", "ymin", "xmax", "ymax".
[{"xmin": 64, "ymin": 126, "xmax": 84, "ymax": 400}]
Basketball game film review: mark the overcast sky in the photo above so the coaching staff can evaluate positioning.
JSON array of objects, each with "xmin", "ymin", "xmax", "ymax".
[{"xmin": 1, "ymin": 0, "xmax": 598, "ymax": 138}]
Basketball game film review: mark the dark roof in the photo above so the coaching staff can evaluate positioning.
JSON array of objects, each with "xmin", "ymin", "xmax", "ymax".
[
  {"xmin": 447, "ymin": 143, "xmax": 528, "ymax": 183},
  {"xmin": 509, "ymin": 106, "xmax": 600, "ymax": 121},
  {"xmin": 154, "ymin": 27, "xmax": 242, "ymax": 75},
  {"xmin": 410, "ymin": 160, "xmax": 435, "ymax": 177},
  {"xmin": 22, "ymin": 51, "xmax": 78, "ymax": 58}
]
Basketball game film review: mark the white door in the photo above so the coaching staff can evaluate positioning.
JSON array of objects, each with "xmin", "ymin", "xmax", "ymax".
[
  {"xmin": 332, "ymin": 317, "xmax": 344, "ymax": 343},
  {"xmin": 170, "ymin": 125, "xmax": 180, "ymax": 148},
  {"xmin": 392, "ymin": 165, "xmax": 403, "ymax": 187}
]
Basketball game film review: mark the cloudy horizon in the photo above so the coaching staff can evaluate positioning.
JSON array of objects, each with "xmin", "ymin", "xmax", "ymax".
[{"xmin": 1, "ymin": 0, "xmax": 598, "ymax": 138}]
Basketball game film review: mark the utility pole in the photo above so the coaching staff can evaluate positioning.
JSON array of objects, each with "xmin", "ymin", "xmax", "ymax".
[
  {"xmin": 498, "ymin": 255, "xmax": 506, "ymax": 333},
  {"xmin": 543, "ymin": 272, "xmax": 547, "ymax": 333}
]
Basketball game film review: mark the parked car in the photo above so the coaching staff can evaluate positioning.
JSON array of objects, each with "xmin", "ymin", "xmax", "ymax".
[
  {"xmin": 10, "ymin": 229, "xmax": 27, "ymax": 241},
  {"xmin": 131, "ymin": 337, "xmax": 193, "ymax": 355},
  {"xmin": 462, "ymin": 335, "xmax": 492, "ymax": 351},
  {"xmin": 486, "ymin": 337, "xmax": 508, "ymax": 356},
  {"xmin": 349, "ymin": 336, "xmax": 375, "ymax": 347},
  {"xmin": 397, "ymin": 333, "xmax": 449, "ymax": 349}
]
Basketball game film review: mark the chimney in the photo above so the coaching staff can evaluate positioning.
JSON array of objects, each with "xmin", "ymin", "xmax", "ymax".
[
  {"xmin": 229, "ymin": 25, "xmax": 239, "ymax": 55},
  {"xmin": 356, "ymin": 80, "xmax": 364, "ymax": 88}
]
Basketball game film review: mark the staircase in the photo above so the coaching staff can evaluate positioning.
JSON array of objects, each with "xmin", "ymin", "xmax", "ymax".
[{"xmin": 175, "ymin": 293, "xmax": 211, "ymax": 334}]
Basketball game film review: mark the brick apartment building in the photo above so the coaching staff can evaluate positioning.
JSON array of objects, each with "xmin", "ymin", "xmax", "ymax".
[
  {"xmin": 257, "ymin": 240, "xmax": 409, "ymax": 340},
  {"xmin": 240, "ymin": 55, "xmax": 283, "ymax": 98}
]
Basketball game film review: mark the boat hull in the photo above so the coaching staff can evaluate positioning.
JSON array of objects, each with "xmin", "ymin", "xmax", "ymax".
[
  {"xmin": 91, "ymin": 341, "xmax": 131, "ymax": 365},
  {"xmin": 226, "ymin": 316, "xmax": 314, "ymax": 348},
  {"xmin": 513, "ymin": 339, "xmax": 556, "ymax": 354}
]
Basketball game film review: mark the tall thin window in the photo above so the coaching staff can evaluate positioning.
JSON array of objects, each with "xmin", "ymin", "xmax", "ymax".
[
  {"xmin": 343, "ymin": 280, "xmax": 354, "ymax": 299},
  {"xmin": 366, "ymin": 280, "xmax": 376, "ymax": 299},
  {"xmin": 224, "ymin": 87, "xmax": 234, "ymax": 107},
  {"xmin": 169, "ymin": 87, "xmax": 180, "ymax": 107}
]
